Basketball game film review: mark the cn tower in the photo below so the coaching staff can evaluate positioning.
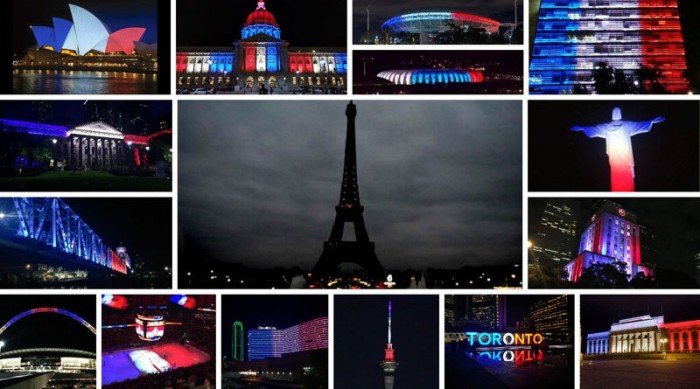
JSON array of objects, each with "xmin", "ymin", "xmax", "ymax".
[{"xmin": 380, "ymin": 300, "xmax": 398, "ymax": 389}]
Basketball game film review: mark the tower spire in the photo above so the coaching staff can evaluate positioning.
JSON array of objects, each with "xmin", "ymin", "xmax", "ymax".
[{"xmin": 312, "ymin": 102, "xmax": 384, "ymax": 283}]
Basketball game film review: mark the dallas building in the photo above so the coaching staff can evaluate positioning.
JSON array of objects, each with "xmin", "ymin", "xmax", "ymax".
[
  {"xmin": 176, "ymin": 1, "xmax": 347, "ymax": 92},
  {"xmin": 587, "ymin": 315, "xmax": 700, "ymax": 354}
]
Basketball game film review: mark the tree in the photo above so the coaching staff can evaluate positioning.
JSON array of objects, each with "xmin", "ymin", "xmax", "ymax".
[
  {"xmin": 576, "ymin": 262, "xmax": 629, "ymax": 288},
  {"xmin": 433, "ymin": 21, "xmax": 506, "ymax": 44},
  {"xmin": 591, "ymin": 62, "xmax": 615, "ymax": 93}
]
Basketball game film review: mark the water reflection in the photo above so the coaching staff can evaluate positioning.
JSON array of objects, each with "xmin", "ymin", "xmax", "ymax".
[{"xmin": 13, "ymin": 70, "xmax": 158, "ymax": 94}]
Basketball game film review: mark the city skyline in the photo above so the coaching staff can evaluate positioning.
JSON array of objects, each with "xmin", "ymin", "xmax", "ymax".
[{"xmin": 179, "ymin": 101, "xmax": 521, "ymax": 272}]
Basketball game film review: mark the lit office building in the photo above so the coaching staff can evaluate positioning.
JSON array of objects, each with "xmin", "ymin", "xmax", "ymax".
[
  {"xmin": 247, "ymin": 317, "xmax": 328, "ymax": 361},
  {"xmin": 564, "ymin": 201, "xmax": 652, "ymax": 282},
  {"xmin": 530, "ymin": 0, "xmax": 689, "ymax": 94},
  {"xmin": 530, "ymin": 199, "xmax": 579, "ymax": 264}
]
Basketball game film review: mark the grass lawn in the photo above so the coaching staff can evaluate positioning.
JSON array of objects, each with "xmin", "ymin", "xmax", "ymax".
[{"xmin": 0, "ymin": 171, "xmax": 171, "ymax": 191}]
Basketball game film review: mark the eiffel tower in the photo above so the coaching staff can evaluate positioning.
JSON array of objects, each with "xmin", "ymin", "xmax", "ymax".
[{"xmin": 313, "ymin": 102, "xmax": 384, "ymax": 279}]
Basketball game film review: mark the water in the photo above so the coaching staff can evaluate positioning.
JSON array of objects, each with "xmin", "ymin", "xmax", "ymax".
[{"xmin": 13, "ymin": 69, "xmax": 158, "ymax": 94}]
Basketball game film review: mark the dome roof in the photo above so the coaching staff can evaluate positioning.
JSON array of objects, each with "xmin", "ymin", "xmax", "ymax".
[{"xmin": 244, "ymin": 1, "xmax": 278, "ymax": 27}]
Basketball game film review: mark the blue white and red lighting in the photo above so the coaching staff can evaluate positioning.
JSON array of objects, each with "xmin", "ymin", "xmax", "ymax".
[
  {"xmin": 30, "ymin": 3, "xmax": 148, "ymax": 56},
  {"xmin": 377, "ymin": 69, "xmax": 484, "ymax": 85},
  {"xmin": 2, "ymin": 198, "xmax": 128, "ymax": 274},
  {"xmin": 530, "ymin": 0, "xmax": 689, "ymax": 94},
  {"xmin": 384, "ymin": 300, "xmax": 395, "ymax": 361},
  {"xmin": 102, "ymin": 294, "xmax": 130, "ymax": 310},
  {"xmin": 247, "ymin": 317, "xmax": 328, "ymax": 361},
  {"xmin": 0, "ymin": 307, "xmax": 97, "ymax": 335},
  {"xmin": 169, "ymin": 295, "xmax": 198, "ymax": 310},
  {"xmin": 128, "ymin": 350, "xmax": 171, "ymax": 374},
  {"xmin": 381, "ymin": 12, "xmax": 500, "ymax": 34}
]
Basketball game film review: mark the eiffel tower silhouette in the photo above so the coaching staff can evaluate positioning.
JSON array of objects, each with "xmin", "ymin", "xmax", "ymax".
[{"xmin": 313, "ymin": 102, "xmax": 384, "ymax": 278}]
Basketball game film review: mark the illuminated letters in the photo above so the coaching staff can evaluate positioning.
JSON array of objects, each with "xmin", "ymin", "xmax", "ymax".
[{"xmin": 464, "ymin": 332, "xmax": 544, "ymax": 347}]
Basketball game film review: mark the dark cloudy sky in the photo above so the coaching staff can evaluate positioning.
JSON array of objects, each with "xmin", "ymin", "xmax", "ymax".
[
  {"xmin": 179, "ymin": 101, "xmax": 522, "ymax": 271},
  {"xmin": 353, "ymin": 0, "xmax": 519, "ymax": 42}
]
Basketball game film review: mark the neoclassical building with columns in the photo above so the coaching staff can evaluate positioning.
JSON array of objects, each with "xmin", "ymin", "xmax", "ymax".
[
  {"xmin": 176, "ymin": 1, "xmax": 346, "ymax": 92},
  {"xmin": 587, "ymin": 315, "xmax": 700, "ymax": 355}
]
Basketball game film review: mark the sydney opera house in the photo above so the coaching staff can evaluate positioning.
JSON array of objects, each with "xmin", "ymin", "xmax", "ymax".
[{"xmin": 15, "ymin": 3, "xmax": 157, "ymax": 73}]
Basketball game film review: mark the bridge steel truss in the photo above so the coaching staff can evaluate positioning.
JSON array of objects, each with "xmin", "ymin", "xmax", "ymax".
[{"xmin": 10, "ymin": 198, "xmax": 127, "ymax": 274}]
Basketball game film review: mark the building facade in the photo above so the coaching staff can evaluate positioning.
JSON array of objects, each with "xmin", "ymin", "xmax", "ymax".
[
  {"xmin": 247, "ymin": 317, "xmax": 328, "ymax": 361},
  {"xmin": 526, "ymin": 295, "xmax": 571, "ymax": 343},
  {"xmin": 176, "ymin": 1, "xmax": 346, "ymax": 91},
  {"xmin": 586, "ymin": 315, "xmax": 700, "ymax": 355},
  {"xmin": 0, "ymin": 118, "xmax": 170, "ymax": 172},
  {"xmin": 530, "ymin": 0, "xmax": 689, "ymax": 94},
  {"xmin": 530, "ymin": 199, "xmax": 580, "ymax": 264},
  {"xmin": 564, "ymin": 201, "xmax": 652, "ymax": 282}
]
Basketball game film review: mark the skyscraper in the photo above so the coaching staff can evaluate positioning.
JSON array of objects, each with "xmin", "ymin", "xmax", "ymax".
[
  {"xmin": 530, "ymin": 199, "xmax": 580, "ymax": 264},
  {"xmin": 466, "ymin": 295, "xmax": 506, "ymax": 331},
  {"xmin": 233, "ymin": 321, "xmax": 244, "ymax": 361},
  {"xmin": 380, "ymin": 300, "xmax": 398, "ymax": 389},
  {"xmin": 445, "ymin": 295, "xmax": 456, "ymax": 328},
  {"xmin": 526, "ymin": 295, "xmax": 572, "ymax": 343},
  {"xmin": 564, "ymin": 200, "xmax": 651, "ymax": 282},
  {"xmin": 530, "ymin": 0, "xmax": 688, "ymax": 94}
]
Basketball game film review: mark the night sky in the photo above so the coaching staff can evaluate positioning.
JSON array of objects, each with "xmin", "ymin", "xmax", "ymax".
[
  {"xmin": 0, "ymin": 100, "xmax": 171, "ymax": 132},
  {"xmin": 353, "ymin": 0, "xmax": 519, "ymax": 42},
  {"xmin": 13, "ymin": 0, "xmax": 159, "ymax": 53},
  {"xmin": 529, "ymin": 198, "xmax": 700, "ymax": 273},
  {"xmin": 581, "ymin": 295, "xmax": 700, "ymax": 348},
  {"xmin": 221, "ymin": 295, "xmax": 327, "ymax": 360},
  {"xmin": 179, "ymin": 101, "xmax": 522, "ymax": 271},
  {"xmin": 354, "ymin": 50, "xmax": 523, "ymax": 80},
  {"xmin": 335, "ymin": 295, "xmax": 438, "ymax": 389},
  {"xmin": 0, "ymin": 295, "xmax": 95, "ymax": 352},
  {"xmin": 177, "ymin": 0, "xmax": 346, "ymax": 48},
  {"xmin": 529, "ymin": 101, "xmax": 700, "ymax": 191},
  {"xmin": 64, "ymin": 198, "xmax": 172, "ymax": 269}
]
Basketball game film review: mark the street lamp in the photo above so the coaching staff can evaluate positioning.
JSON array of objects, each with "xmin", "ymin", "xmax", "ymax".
[
  {"xmin": 0, "ymin": 341, "xmax": 5, "ymax": 353},
  {"xmin": 51, "ymin": 139, "xmax": 57, "ymax": 144}
]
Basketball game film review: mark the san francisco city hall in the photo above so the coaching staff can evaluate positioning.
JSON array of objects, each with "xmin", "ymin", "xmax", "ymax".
[{"xmin": 176, "ymin": 1, "xmax": 347, "ymax": 92}]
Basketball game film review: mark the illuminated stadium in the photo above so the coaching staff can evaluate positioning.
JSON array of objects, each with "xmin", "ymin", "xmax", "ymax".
[
  {"xmin": 102, "ymin": 295, "xmax": 215, "ymax": 388},
  {"xmin": 381, "ymin": 12, "xmax": 501, "ymax": 44},
  {"xmin": 0, "ymin": 297, "xmax": 96, "ymax": 388},
  {"xmin": 17, "ymin": 3, "xmax": 157, "ymax": 72},
  {"xmin": 377, "ymin": 69, "xmax": 484, "ymax": 85}
]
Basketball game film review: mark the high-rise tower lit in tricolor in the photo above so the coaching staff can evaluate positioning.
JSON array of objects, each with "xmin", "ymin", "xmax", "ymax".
[
  {"xmin": 530, "ymin": 0, "xmax": 689, "ymax": 94},
  {"xmin": 380, "ymin": 300, "xmax": 398, "ymax": 389}
]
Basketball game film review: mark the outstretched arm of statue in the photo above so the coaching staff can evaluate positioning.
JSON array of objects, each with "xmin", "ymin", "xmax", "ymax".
[
  {"xmin": 630, "ymin": 116, "xmax": 665, "ymax": 136},
  {"xmin": 571, "ymin": 123, "xmax": 607, "ymax": 139}
]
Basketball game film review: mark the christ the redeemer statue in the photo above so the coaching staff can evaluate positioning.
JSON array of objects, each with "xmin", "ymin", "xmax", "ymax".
[{"xmin": 571, "ymin": 107, "xmax": 664, "ymax": 192}]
